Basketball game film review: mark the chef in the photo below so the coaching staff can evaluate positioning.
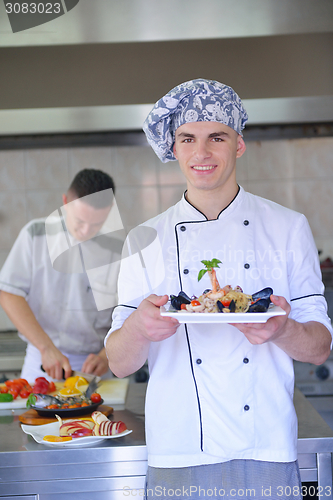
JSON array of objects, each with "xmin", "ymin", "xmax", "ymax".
[
  {"xmin": 105, "ymin": 80, "xmax": 333, "ymax": 499},
  {"xmin": 0, "ymin": 169, "xmax": 123, "ymax": 382}
]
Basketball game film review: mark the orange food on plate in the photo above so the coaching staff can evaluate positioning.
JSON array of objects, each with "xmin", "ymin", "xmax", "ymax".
[{"xmin": 43, "ymin": 435, "xmax": 72, "ymax": 442}]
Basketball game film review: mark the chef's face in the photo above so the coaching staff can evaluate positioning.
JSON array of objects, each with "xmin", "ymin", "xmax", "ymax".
[
  {"xmin": 173, "ymin": 121, "xmax": 246, "ymax": 196},
  {"xmin": 62, "ymin": 194, "xmax": 112, "ymax": 241}
]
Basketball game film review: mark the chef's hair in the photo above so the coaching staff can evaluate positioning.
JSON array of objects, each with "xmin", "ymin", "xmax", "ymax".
[{"xmin": 68, "ymin": 169, "xmax": 115, "ymax": 208}]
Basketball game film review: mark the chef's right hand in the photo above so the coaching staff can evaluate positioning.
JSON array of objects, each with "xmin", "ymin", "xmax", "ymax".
[
  {"xmin": 41, "ymin": 345, "xmax": 72, "ymax": 380},
  {"xmin": 130, "ymin": 294, "xmax": 180, "ymax": 342}
]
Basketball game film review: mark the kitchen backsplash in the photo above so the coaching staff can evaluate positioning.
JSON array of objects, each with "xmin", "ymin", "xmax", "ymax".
[{"xmin": 0, "ymin": 136, "xmax": 332, "ymax": 329}]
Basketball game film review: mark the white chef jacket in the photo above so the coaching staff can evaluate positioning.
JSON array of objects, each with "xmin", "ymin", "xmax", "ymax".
[
  {"xmin": 0, "ymin": 217, "xmax": 122, "ymax": 382},
  {"xmin": 107, "ymin": 186, "xmax": 333, "ymax": 468}
]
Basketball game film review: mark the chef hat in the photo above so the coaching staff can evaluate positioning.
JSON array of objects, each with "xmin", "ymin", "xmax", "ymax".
[{"xmin": 143, "ymin": 78, "xmax": 248, "ymax": 163}]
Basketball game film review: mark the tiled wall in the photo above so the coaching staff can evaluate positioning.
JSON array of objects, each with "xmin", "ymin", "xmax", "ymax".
[{"xmin": 0, "ymin": 136, "xmax": 332, "ymax": 329}]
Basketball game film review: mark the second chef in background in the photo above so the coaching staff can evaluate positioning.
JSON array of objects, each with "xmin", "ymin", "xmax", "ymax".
[{"xmin": 0, "ymin": 169, "xmax": 123, "ymax": 382}]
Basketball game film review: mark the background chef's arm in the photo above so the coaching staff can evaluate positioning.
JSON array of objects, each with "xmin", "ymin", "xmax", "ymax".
[
  {"xmin": 81, "ymin": 347, "xmax": 110, "ymax": 377},
  {"xmin": 106, "ymin": 294, "xmax": 179, "ymax": 378},
  {"xmin": 0, "ymin": 290, "xmax": 72, "ymax": 379},
  {"xmin": 234, "ymin": 295, "xmax": 332, "ymax": 365}
]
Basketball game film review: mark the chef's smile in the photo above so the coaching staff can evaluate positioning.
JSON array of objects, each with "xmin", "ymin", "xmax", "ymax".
[{"xmin": 191, "ymin": 164, "xmax": 217, "ymax": 172}]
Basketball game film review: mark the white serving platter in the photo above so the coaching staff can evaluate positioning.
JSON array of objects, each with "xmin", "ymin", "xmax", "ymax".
[
  {"xmin": 21, "ymin": 422, "xmax": 132, "ymax": 448},
  {"xmin": 160, "ymin": 305, "xmax": 286, "ymax": 324}
]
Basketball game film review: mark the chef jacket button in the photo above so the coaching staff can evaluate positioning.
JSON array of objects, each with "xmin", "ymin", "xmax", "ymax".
[
  {"xmin": 243, "ymin": 357, "xmax": 249, "ymax": 364},
  {"xmin": 244, "ymin": 405, "xmax": 250, "ymax": 411},
  {"xmin": 244, "ymin": 263, "xmax": 250, "ymax": 269},
  {"xmin": 183, "ymin": 269, "xmax": 189, "ymax": 274},
  {"xmin": 180, "ymin": 226, "xmax": 186, "ymax": 232},
  {"xmin": 243, "ymin": 220, "xmax": 249, "ymax": 226},
  {"xmin": 196, "ymin": 358, "xmax": 202, "ymax": 364}
]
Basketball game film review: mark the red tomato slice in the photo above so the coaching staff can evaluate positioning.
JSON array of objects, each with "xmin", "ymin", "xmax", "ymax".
[
  {"xmin": 221, "ymin": 299, "xmax": 231, "ymax": 307},
  {"xmin": 19, "ymin": 389, "xmax": 32, "ymax": 399},
  {"xmin": 48, "ymin": 381, "xmax": 56, "ymax": 393},
  {"xmin": 191, "ymin": 300, "xmax": 201, "ymax": 307}
]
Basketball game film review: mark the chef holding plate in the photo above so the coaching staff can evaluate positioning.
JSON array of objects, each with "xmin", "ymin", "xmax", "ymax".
[{"xmin": 106, "ymin": 79, "xmax": 332, "ymax": 500}]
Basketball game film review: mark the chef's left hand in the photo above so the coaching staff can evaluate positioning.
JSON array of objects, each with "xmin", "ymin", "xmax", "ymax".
[
  {"xmin": 81, "ymin": 352, "xmax": 109, "ymax": 377},
  {"xmin": 231, "ymin": 295, "xmax": 290, "ymax": 345}
]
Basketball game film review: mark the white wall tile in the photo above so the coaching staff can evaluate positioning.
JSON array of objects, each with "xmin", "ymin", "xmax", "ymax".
[
  {"xmin": 293, "ymin": 179, "xmax": 333, "ymax": 239},
  {"xmin": 116, "ymin": 186, "xmax": 159, "ymax": 232},
  {"xmin": 246, "ymin": 140, "xmax": 293, "ymax": 181},
  {"xmin": 0, "ymin": 151, "xmax": 25, "ymax": 190},
  {"xmin": 112, "ymin": 146, "xmax": 158, "ymax": 187},
  {"xmin": 26, "ymin": 189, "xmax": 65, "ymax": 221},
  {"xmin": 291, "ymin": 137, "xmax": 333, "ymax": 179},
  {"xmin": 25, "ymin": 149, "xmax": 70, "ymax": 189},
  {"xmin": 157, "ymin": 159, "xmax": 186, "ymax": 186},
  {"xmin": 0, "ymin": 191, "xmax": 26, "ymax": 250},
  {"xmin": 236, "ymin": 151, "xmax": 248, "ymax": 183},
  {"xmin": 68, "ymin": 147, "xmax": 113, "ymax": 181}
]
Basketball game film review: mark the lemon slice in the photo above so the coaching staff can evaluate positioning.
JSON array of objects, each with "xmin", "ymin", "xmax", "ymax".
[
  {"xmin": 63, "ymin": 375, "xmax": 88, "ymax": 388},
  {"xmin": 58, "ymin": 387, "xmax": 82, "ymax": 397}
]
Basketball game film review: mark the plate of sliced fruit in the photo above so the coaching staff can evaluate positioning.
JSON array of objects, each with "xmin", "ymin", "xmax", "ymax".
[{"xmin": 21, "ymin": 411, "xmax": 132, "ymax": 447}]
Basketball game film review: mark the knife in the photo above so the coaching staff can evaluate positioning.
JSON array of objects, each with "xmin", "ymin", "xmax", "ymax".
[
  {"xmin": 84, "ymin": 376, "xmax": 100, "ymax": 399},
  {"xmin": 40, "ymin": 366, "xmax": 101, "ymax": 384}
]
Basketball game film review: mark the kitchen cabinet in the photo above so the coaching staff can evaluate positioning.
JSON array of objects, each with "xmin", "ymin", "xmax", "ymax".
[{"xmin": 1, "ymin": 384, "xmax": 333, "ymax": 499}]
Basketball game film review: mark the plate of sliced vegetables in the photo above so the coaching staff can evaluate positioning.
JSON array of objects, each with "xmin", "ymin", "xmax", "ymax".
[{"xmin": 21, "ymin": 421, "xmax": 132, "ymax": 447}]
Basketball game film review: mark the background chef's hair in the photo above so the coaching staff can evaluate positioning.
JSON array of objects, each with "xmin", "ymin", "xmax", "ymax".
[{"xmin": 68, "ymin": 169, "xmax": 115, "ymax": 209}]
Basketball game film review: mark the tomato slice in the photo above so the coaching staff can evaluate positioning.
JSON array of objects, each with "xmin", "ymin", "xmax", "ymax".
[
  {"xmin": 220, "ymin": 298, "xmax": 231, "ymax": 307},
  {"xmin": 191, "ymin": 300, "xmax": 201, "ymax": 307},
  {"xmin": 19, "ymin": 389, "xmax": 32, "ymax": 399},
  {"xmin": 9, "ymin": 388, "xmax": 19, "ymax": 399}
]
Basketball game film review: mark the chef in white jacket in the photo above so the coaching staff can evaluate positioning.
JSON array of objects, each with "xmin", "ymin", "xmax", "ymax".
[
  {"xmin": 0, "ymin": 169, "xmax": 122, "ymax": 382},
  {"xmin": 105, "ymin": 80, "xmax": 332, "ymax": 499}
]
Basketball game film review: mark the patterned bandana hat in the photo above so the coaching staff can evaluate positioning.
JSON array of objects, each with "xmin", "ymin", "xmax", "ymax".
[{"xmin": 143, "ymin": 78, "xmax": 248, "ymax": 163}]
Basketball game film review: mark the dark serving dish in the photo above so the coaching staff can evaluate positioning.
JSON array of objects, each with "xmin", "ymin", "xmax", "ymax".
[{"xmin": 30, "ymin": 399, "xmax": 104, "ymax": 418}]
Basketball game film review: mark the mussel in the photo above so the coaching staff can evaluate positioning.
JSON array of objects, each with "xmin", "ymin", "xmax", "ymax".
[
  {"xmin": 27, "ymin": 393, "xmax": 63, "ymax": 408},
  {"xmin": 217, "ymin": 300, "xmax": 224, "ymax": 312},
  {"xmin": 170, "ymin": 291, "xmax": 191, "ymax": 310},
  {"xmin": 216, "ymin": 299, "xmax": 236, "ymax": 313},
  {"xmin": 248, "ymin": 298, "xmax": 270, "ymax": 313},
  {"xmin": 251, "ymin": 287, "xmax": 273, "ymax": 302},
  {"xmin": 229, "ymin": 300, "xmax": 236, "ymax": 313}
]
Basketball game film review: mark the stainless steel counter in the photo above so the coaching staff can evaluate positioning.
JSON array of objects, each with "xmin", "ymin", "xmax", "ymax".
[{"xmin": 0, "ymin": 384, "xmax": 333, "ymax": 499}]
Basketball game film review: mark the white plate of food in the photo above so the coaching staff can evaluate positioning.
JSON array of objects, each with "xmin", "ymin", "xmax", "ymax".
[
  {"xmin": 160, "ymin": 305, "xmax": 286, "ymax": 323},
  {"xmin": 21, "ymin": 422, "xmax": 132, "ymax": 447}
]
